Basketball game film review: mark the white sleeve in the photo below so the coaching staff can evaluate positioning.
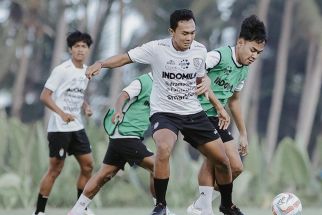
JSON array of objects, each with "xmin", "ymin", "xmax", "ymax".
[
  {"xmin": 206, "ymin": 51, "xmax": 221, "ymax": 69},
  {"xmin": 128, "ymin": 41, "xmax": 155, "ymax": 64},
  {"xmin": 235, "ymin": 80, "xmax": 245, "ymax": 92},
  {"xmin": 44, "ymin": 67, "xmax": 64, "ymax": 92},
  {"xmin": 196, "ymin": 49, "xmax": 207, "ymax": 77},
  {"xmin": 122, "ymin": 79, "xmax": 142, "ymax": 99}
]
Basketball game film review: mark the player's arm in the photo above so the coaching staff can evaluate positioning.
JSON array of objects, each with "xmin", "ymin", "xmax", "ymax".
[
  {"xmin": 208, "ymin": 90, "xmax": 230, "ymax": 130},
  {"xmin": 112, "ymin": 91, "xmax": 130, "ymax": 124},
  {"xmin": 82, "ymin": 101, "xmax": 92, "ymax": 117},
  {"xmin": 86, "ymin": 53, "xmax": 132, "ymax": 79},
  {"xmin": 40, "ymin": 88, "xmax": 75, "ymax": 123},
  {"xmin": 228, "ymin": 91, "xmax": 248, "ymax": 156}
]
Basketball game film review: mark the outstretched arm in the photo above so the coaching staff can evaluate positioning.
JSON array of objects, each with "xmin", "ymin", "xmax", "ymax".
[
  {"xmin": 228, "ymin": 91, "xmax": 248, "ymax": 156},
  {"xmin": 86, "ymin": 53, "xmax": 132, "ymax": 79}
]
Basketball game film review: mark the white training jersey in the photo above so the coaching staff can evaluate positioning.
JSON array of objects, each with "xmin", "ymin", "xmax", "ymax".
[
  {"xmin": 206, "ymin": 46, "xmax": 245, "ymax": 91},
  {"xmin": 45, "ymin": 59, "xmax": 89, "ymax": 132},
  {"xmin": 128, "ymin": 38, "xmax": 206, "ymax": 115}
]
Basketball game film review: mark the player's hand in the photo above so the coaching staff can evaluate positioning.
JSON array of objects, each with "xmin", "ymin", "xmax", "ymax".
[
  {"xmin": 238, "ymin": 135, "xmax": 248, "ymax": 157},
  {"xmin": 196, "ymin": 76, "xmax": 211, "ymax": 99},
  {"xmin": 86, "ymin": 61, "xmax": 103, "ymax": 80},
  {"xmin": 84, "ymin": 105, "xmax": 93, "ymax": 117},
  {"xmin": 112, "ymin": 110, "xmax": 124, "ymax": 124},
  {"xmin": 60, "ymin": 112, "xmax": 75, "ymax": 124},
  {"xmin": 217, "ymin": 108, "xmax": 230, "ymax": 130}
]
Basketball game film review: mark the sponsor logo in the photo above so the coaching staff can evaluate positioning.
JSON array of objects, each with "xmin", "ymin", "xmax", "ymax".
[
  {"xmin": 214, "ymin": 77, "xmax": 234, "ymax": 93},
  {"xmin": 154, "ymin": 122, "xmax": 159, "ymax": 129},
  {"xmin": 193, "ymin": 58, "xmax": 204, "ymax": 70},
  {"xmin": 179, "ymin": 59, "xmax": 190, "ymax": 69},
  {"xmin": 224, "ymin": 66, "xmax": 233, "ymax": 75},
  {"xmin": 162, "ymin": 71, "xmax": 196, "ymax": 80},
  {"xmin": 157, "ymin": 42, "xmax": 170, "ymax": 47},
  {"xmin": 144, "ymin": 100, "xmax": 150, "ymax": 107},
  {"xmin": 59, "ymin": 148, "xmax": 64, "ymax": 157},
  {"xmin": 166, "ymin": 60, "xmax": 175, "ymax": 65}
]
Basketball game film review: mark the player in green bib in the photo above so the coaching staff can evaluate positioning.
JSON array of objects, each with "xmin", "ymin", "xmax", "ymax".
[
  {"xmin": 68, "ymin": 73, "xmax": 177, "ymax": 215},
  {"xmin": 187, "ymin": 15, "xmax": 267, "ymax": 215}
]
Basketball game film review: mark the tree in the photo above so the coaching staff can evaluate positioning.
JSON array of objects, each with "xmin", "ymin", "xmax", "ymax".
[
  {"xmin": 266, "ymin": 0, "xmax": 296, "ymax": 162},
  {"xmin": 295, "ymin": 0, "xmax": 322, "ymax": 150}
]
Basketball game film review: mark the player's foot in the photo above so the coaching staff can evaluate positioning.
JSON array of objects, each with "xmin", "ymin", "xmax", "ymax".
[
  {"xmin": 187, "ymin": 202, "xmax": 201, "ymax": 215},
  {"xmin": 166, "ymin": 207, "xmax": 176, "ymax": 215},
  {"xmin": 187, "ymin": 202, "xmax": 214, "ymax": 215},
  {"xmin": 84, "ymin": 208, "xmax": 95, "ymax": 215},
  {"xmin": 150, "ymin": 203, "xmax": 167, "ymax": 215},
  {"xmin": 32, "ymin": 212, "xmax": 45, "ymax": 215},
  {"xmin": 219, "ymin": 204, "xmax": 244, "ymax": 215}
]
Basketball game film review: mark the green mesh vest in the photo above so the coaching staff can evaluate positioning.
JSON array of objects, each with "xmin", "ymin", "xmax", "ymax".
[
  {"xmin": 103, "ymin": 74, "xmax": 152, "ymax": 138},
  {"xmin": 199, "ymin": 46, "xmax": 249, "ymax": 116}
]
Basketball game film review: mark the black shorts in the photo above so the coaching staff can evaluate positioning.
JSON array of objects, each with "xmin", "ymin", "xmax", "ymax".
[
  {"xmin": 47, "ymin": 129, "xmax": 91, "ymax": 159},
  {"xmin": 208, "ymin": 116, "xmax": 234, "ymax": 143},
  {"xmin": 103, "ymin": 138, "xmax": 154, "ymax": 170},
  {"xmin": 150, "ymin": 111, "xmax": 220, "ymax": 148}
]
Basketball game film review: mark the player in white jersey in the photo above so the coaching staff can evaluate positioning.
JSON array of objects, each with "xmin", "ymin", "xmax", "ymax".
[
  {"xmin": 32, "ymin": 31, "xmax": 95, "ymax": 215},
  {"xmin": 85, "ymin": 9, "xmax": 242, "ymax": 215}
]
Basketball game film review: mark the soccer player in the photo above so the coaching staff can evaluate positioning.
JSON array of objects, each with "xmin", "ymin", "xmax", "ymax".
[
  {"xmin": 85, "ymin": 9, "xmax": 243, "ymax": 215},
  {"xmin": 68, "ymin": 72, "xmax": 171, "ymax": 214},
  {"xmin": 187, "ymin": 15, "xmax": 267, "ymax": 215},
  {"xmin": 32, "ymin": 31, "xmax": 95, "ymax": 215}
]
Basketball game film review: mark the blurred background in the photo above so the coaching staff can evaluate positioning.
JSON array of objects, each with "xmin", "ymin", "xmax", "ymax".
[{"xmin": 0, "ymin": 0, "xmax": 321, "ymax": 212}]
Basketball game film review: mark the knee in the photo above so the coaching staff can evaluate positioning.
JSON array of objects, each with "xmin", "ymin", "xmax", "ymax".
[
  {"xmin": 48, "ymin": 166, "xmax": 63, "ymax": 179},
  {"xmin": 156, "ymin": 143, "xmax": 171, "ymax": 161},
  {"xmin": 81, "ymin": 161, "xmax": 94, "ymax": 174},
  {"xmin": 214, "ymin": 156, "xmax": 231, "ymax": 173},
  {"xmin": 231, "ymin": 163, "xmax": 243, "ymax": 178}
]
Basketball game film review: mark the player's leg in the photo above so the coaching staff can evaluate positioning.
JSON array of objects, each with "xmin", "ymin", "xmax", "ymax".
[
  {"xmin": 149, "ymin": 113, "xmax": 179, "ymax": 215},
  {"xmin": 33, "ymin": 132, "xmax": 69, "ymax": 215},
  {"xmin": 69, "ymin": 164, "xmax": 120, "ymax": 215},
  {"xmin": 69, "ymin": 138, "xmax": 124, "ymax": 215},
  {"xmin": 201, "ymin": 141, "xmax": 243, "ymax": 215},
  {"xmin": 183, "ymin": 112, "xmax": 239, "ymax": 215},
  {"xmin": 224, "ymin": 140, "xmax": 243, "ymax": 180},
  {"xmin": 70, "ymin": 129, "xmax": 94, "ymax": 197},
  {"xmin": 75, "ymin": 153, "xmax": 94, "ymax": 197},
  {"xmin": 33, "ymin": 157, "xmax": 65, "ymax": 215},
  {"xmin": 139, "ymin": 155, "xmax": 155, "ymax": 197}
]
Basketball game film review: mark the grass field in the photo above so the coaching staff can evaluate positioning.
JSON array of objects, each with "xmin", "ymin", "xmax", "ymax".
[{"xmin": 4, "ymin": 207, "xmax": 321, "ymax": 215}]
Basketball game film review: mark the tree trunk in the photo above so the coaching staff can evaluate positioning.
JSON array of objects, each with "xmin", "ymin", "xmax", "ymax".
[
  {"xmin": 44, "ymin": 0, "xmax": 67, "ymax": 125},
  {"xmin": 109, "ymin": 0, "xmax": 124, "ymax": 105},
  {"xmin": 266, "ymin": 0, "xmax": 295, "ymax": 162},
  {"xmin": 11, "ymin": 43, "xmax": 30, "ymax": 118},
  {"xmin": 87, "ymin": 0, "xmax": 114, "ymax": 64},
  {"xmin": 295, "ymin": 44, "xmax": 322, "ymax": 150}
]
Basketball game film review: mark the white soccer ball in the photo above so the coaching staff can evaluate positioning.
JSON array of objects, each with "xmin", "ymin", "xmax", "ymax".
[{"xmin": 272, "ymin": 192, "xmax": 302, "ymax": 215}]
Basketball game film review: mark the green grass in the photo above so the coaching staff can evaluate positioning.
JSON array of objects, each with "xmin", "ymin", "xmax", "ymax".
[{"xmin": 3, "ymin": 207, "xmax": 321, "ymax": 215}]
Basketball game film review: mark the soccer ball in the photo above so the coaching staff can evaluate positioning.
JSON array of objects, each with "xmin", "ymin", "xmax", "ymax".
[{"xmin": 272, "ymin": 193, "xmax": 302, "ymax": 215}]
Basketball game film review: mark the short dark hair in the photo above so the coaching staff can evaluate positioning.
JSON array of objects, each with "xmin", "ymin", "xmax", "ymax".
[
  {"xmin": 67, "ymin": 30, "xmax": 93, "ymax": 48},
  {"xmin": 170, "ymin": 9, "xmax": 195, "ymax": 30},
  {"xmin": 239, "ymin": 15, "xmax": 267, "ymax": 43}
]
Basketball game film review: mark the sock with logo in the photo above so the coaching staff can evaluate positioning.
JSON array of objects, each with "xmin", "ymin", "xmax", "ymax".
[
  {"xmin": 35, "ymin": 193, "xmax": 48, "ymax": 214},
  {"xmin": 218, "ymin": 183, "xmax": 233, "ymax": 208},
  {"xmin": 194, "ymin": 186, "xmax": 213, "ymax": 211},
  {"xmin": 70, "ymin": 194, "xmax": 91, "ymax": 215},
  {"xmin": 154, "ymin": 178, "xmax": 169, "ymax": 206}
]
